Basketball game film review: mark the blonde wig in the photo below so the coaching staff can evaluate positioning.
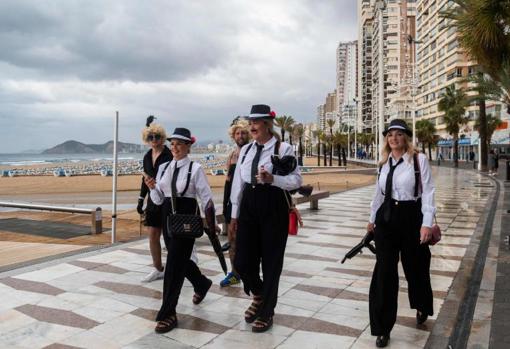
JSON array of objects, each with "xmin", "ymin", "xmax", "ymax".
[
  {"xmin": 141, "ymin": 123, "xmax": 167, "ymax": 144},
  {"xmin": 379, "ymin": 131, "xmax": 415, "ymax": 166},
  {"xmin": 228, "ymin": 119, "xmax": 250, "ymax": 140}
]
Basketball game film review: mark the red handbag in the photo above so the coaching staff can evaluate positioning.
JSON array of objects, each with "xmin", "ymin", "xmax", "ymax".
[
  {"xmin": 289, "ymin": 210, "xmax": 298, "ymax": 235},
  {"xmin": 429, "ymin": 216, "xmax": 441, "ymax": 245}
]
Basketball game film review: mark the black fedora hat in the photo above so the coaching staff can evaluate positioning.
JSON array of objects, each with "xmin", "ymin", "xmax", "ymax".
[
  {"xmin": 248, "ymin": 104, "xmax": 276, "ymax": 120},
  {"xmin": 382, "ymin": 119, "xmax": 412, "ymax": 137},
  {"xmin": 168, "ymin": 127, "xmax": 195, "ymax": 144}
]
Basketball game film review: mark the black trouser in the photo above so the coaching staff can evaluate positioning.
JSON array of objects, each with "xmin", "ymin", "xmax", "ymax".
[
  {"xmin": 234, "ymin": 184, "xmax": 289, "ymax": 319},
  {"xmin": 156, "ymin": 197, "xmax": 210, "ymax": 321},
  {"xmin": 369, "ymin": 199, "xmax": 433, "ymax": 336}
]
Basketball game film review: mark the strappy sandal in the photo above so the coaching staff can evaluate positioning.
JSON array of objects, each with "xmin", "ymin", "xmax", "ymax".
[
  {"xmin": 252, "ymin": 316, "xmax": 273, "ymax": 333},
  {"xmin": 244, "ymin": 295, "xmax": 263, "ymax": 323},
  {"xmin": 192, "ymin": 278, "xmax": 213, "ymax": 305},
  {"xmin": 155, "ymin": 314, "xmax": 178, "ymax": 333}
]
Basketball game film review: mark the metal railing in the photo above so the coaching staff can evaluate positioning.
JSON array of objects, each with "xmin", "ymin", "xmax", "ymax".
[{"xmin": 0, "ymin": 202, "xmax": 102, "ymax": 234}]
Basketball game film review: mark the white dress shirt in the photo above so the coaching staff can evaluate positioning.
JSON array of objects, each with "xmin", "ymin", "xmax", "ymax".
[
  {"xmin": 369, "ymin": 152, "xmax": 436, "ymax": 227},
  {"xmin": 230, "ymin": 137, "xmax": 303, "ymax": 219},
  {"xmin": 150, "ymin": 156, "xmax": 214, "ymax": 213}
]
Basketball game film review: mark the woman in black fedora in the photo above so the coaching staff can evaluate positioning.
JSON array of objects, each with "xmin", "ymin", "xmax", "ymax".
[
  {"xmin": 367, "ymin": 119, "xmax": 436, "ymax": 347},
  {"xmin": 229, "ymin": 104, "xmax": 302, "ymax": 332},
  {"xmin": 145, "ymin": 127, "xmax": 214, "ymax": 333}
]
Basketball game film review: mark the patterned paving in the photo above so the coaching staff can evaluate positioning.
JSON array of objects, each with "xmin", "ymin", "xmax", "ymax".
[{"xmin": 0, "ymin": 167, "xmax": 495, "ymax": 348}]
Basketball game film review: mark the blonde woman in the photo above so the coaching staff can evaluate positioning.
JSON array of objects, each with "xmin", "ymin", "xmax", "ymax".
[
  {"xmin": 220, "ymin": 117, "xmax": 250, "ymax": 287},
  {"xmin": 367, "ymin": 119, "xmax": 435, "ymax": 348},
  {"xmin": 138, "ymin": 117, "xmax": 172, "ymax": 283}
]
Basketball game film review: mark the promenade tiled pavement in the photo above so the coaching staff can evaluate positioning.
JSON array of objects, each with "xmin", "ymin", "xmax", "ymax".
[{"xmin": 0, "ymin": 166, "xmax": 496, "ymax": 348}]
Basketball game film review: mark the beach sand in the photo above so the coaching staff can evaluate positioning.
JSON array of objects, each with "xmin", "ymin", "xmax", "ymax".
[{"xmin": 0, "ymin": 157, "xmax": 376, "ymax": 268}]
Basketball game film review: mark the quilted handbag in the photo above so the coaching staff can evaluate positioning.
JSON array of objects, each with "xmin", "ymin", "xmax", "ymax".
[{"xmin": 167, "ymin": 213, "xmax": 204, "ymax": 239}]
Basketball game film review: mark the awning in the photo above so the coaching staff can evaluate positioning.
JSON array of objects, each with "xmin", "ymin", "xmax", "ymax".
[{"xmin": 437, "ymin": 138, "xmax": 471, "ymax": 147}]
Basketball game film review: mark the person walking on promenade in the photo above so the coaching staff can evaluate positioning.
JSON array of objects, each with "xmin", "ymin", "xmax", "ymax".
[
  {"xmin": 146, "ymin": 127, "xmax": 214, "ymax": 333},
  {"xmin": 138, "ymin": 117, "xmax": 172, "ymax": 283},
  {"xmin": 489, "ymin": 149, "xmax": 496, "ymax": 175},
  {"xmin": 494, "ymin": 149, "xmax": 499, "ymax": 175},
  {"xmin": 220, "ymin": 117, "xmax": 250, "ymax": 287},
  {"xmin": 230, "ymin": 104, "xmax": 302, "ymax": 333},
  {"xmin": 367, "ymin": 119, "xmax": 436, "ymax": 348}
]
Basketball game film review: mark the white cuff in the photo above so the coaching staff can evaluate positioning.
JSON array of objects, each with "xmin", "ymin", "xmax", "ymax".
[
  {"xmin": 231, "ymin": 204, "xmax": 239, "ymax": 219},
  {"xmin": 422, "ymin": 212, "xmax": 434, "ymax": 228}
]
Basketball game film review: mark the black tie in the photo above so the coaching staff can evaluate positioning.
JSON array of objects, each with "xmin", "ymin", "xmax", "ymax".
[
  {"xmin": 171, "ymin": 165, "xmax": 181, "ymax": 198},
  {"xmin": 251, "ymin": 144, "xmax": 264, "ymax": 186},
  {"xmin": 383, "ymin": 157, "xmax": 403, "ymax": 222}
]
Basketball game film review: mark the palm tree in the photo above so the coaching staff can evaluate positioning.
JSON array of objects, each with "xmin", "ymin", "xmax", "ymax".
[
  {"xmin": 442, "ymin": 0, "xmax": 510, "ymax": 170},
  {"xmin": 326, "ymin": 119, "xmax": 336, "ymax": 166},
  {"xmin": 438, "ymin": 84, "xmax": 469, "ymax": 168},
  {"xmin": 415, "ymin": 119, "xmax": 436, "ymax": 160},
  {"xmin": 313, "ymin": 130, "xmax": 323, "ymax": 166},
  {"xmin": 441, "ymin": 0, "xmax": 510, "ymax": 81},
  {"xmin": 294, "ymin": 123, "xmax": 305, "ymax": 165},
  {"xmin": 319, "ymin": 132, "xmax": 328, "ymax": 166},
  {"xmin": 475, "ymin": 114, "xmax": 503, "ymax": 150},
  {"xmin": 333, "ymin": 131, "xmax": 348, "ymax": 166},
  {"xmin": 287, "ymin": 125, "xmax": 294, "ymax": 146},
  {"xmin": 274, "ymin": 115, "xmax": 295, "ymax": 142}
]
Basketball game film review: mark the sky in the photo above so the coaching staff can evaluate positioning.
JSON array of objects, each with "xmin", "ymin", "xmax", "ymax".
[{"xmin": 0, "ymin": 0, "xmax": 357, "ymax": 153}]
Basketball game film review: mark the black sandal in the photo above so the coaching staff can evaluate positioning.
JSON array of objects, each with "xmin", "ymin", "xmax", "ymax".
[
  {"xmin": 244, "ymin": 295, "xmax": 263, "ymax": 323},
  {"xmin": 193, "ymin": 278, "xmax": 212, "ymax": 305},
  {"xmin": 252, "ymin": 316, "xmax": 273, "ymax": 333},
  {"xmin": 155, "ymin": 314, "xmax": 178, "ymax": 333}
]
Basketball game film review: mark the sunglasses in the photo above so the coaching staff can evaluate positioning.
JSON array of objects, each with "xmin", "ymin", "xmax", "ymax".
[{"xmin": 147, "ymin": 134, "xmax": 162, "ymax": 141}]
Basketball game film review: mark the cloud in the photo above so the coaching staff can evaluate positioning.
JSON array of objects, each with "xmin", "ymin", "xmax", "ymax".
[{"xmin": 0, "ymin": 0, "xmax": 357, "ymax": 153}]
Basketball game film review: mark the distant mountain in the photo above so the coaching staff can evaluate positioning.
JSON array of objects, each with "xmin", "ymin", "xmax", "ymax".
[{"xmin": 42, "ymin": 140, "xmax": 144, "ymax": 154}]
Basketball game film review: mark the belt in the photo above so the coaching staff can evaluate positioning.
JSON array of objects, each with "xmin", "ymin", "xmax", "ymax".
[{"xmin": 390, "ymin": 198, "xmax": 421, "ymax": 206}]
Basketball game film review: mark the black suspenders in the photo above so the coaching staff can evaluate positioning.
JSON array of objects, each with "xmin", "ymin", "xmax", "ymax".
[
  {"xmin": 160, "ymin": 161, "xmax": 194, "ymax": 196},
  {"xmin": 377, "ymin": 153, "xmax": 421, "ymax": 199}
]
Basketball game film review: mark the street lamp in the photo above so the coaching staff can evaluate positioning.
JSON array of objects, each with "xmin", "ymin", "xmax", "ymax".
[
  {"xmin": 407, "ymin": 34, "xmax": 422, "ymax": 147},
  {"xmin": 353, "ymin": 97, "xmax": 359, "ymax": 160}
]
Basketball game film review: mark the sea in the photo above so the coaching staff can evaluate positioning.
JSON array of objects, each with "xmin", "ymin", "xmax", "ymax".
[{"xmin": 0, "ymin": 152, "xmax": 223, "ymax": 167}]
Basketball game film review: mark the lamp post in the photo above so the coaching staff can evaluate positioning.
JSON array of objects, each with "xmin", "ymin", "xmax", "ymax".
[
  {"xmin": 407, "ymin": 34, "xmax": 422, "ymax": 147},
  {"xmin": 353, "ymin": 98, "xmax": 359, "ymax": 160},
  {"xmin": 376, "ymin": 0, "xmax": 386, "ymax": 163}
]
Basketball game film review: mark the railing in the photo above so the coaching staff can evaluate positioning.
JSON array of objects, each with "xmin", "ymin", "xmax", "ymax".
[{"xmin": 0, "ymin": 202, "xmax": 102, "ymax": 234}]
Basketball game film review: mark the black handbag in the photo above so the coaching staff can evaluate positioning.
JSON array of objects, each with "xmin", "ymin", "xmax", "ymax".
[
  {"xmin": 167, "ymin": 212, "xmax": 203, "ymax": 239},
  {"xmin": 166, "ymin": 161, "xmax": 204, "ymax": 239}
]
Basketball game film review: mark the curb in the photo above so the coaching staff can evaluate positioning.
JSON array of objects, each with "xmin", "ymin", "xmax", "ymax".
[{"xmin": 425, "ymin": 172, "xmax": 500, "ymax": 349}]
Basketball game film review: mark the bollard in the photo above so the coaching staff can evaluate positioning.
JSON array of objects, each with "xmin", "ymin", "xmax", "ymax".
[
  {"xmin": 506, "ymin": 160, "xmax": 510, "ymax": 181},
  {"xmin": 474, "ymin": 160, "xmax": 477, "ymax": 170},
  {"xmin": 437, "ymin": 158, "xmax": 441, "ymax": 166},
  {"xmin": 92, "ymin": 207, "xmax": 102, "ymax": 234}
]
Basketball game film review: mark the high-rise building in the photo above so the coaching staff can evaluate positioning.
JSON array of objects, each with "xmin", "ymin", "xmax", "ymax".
[
  {"xmin": 358, "ymin": 0, "xmax": 374, "ymax": 133},
  {"xmin": 316, "ymin": 90, "xmax": 338, "ymax": 131},
  {"xmin": 358, "ymin": 0, "xmax": 417, "ymax": 133},
  {"xmin": 415, "ymin": 0, "xmax": 478, "ymax": 138},
  {"xmin": 337, "ymin": 41, "xmax": 358, "ymax": 130}
]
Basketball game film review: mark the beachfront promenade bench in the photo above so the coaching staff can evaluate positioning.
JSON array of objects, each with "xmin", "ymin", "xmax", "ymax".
[
  {"xmin": 0, "ymin": 202, "xmax": 102, "ymax": 234},
  {"xmin": 292, "ymin": 190, "xmax": 330, "ymax": 209}
]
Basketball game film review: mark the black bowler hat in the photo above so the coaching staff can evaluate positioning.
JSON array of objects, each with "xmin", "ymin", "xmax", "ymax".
[
  {"xmin": 168, "ymin": 127, "xmax": 196, "ymax": 144},
  {"xmin": 248, "ymin": 104, "xmax": 276, "ymax": 120},
  {"xmin": 382, "ymin": 119, "xmax": 412, "ymax": 137}
]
